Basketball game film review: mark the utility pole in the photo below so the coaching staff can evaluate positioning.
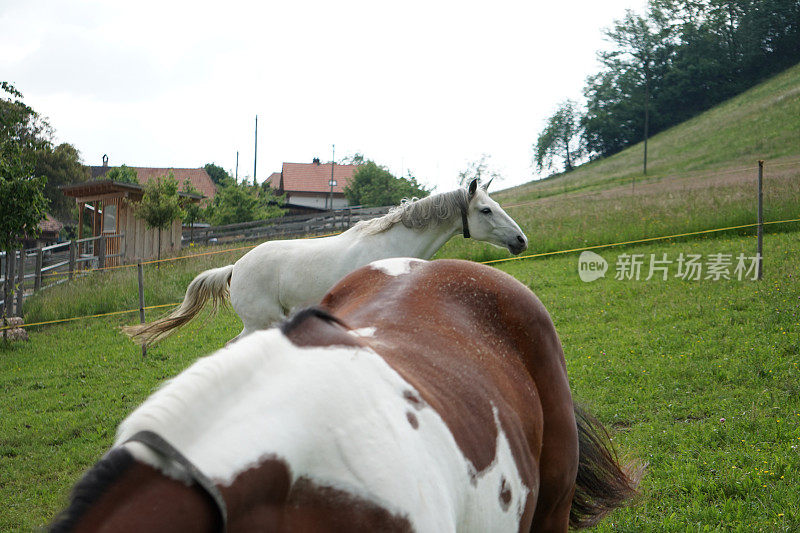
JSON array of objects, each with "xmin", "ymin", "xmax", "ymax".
[
  {"xmin": 329, "ymin": 144, "xmax": 336, "ymax": 211},
  {"xmin": 235, "ymin": 151, "xmax": 239, "ymax": 183},
  {"xmin": 253, "ymin": 115, "xmax": 258, "ymax": 186}
]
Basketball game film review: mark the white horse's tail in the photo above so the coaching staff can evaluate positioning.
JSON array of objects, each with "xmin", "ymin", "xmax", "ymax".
[{"xmin": 123, "ymin": 264, "xmax": 235, "ymax": 346}]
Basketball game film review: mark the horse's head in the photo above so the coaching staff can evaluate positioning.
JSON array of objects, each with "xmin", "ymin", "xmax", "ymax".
[{"xmin": 463, "ymin": 179, "xmax": 528, "ymax": 255}]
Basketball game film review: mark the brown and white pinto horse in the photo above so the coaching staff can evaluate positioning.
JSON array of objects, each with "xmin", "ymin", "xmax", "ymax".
[{"xmin": 51, "ymin": 258, "xmax": 639, "ymax": 532}]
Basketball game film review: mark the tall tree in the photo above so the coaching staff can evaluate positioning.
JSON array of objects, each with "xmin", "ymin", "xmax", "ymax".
[
  {"xmin": 344, "ymin": 161, "xmax": 430, "ymax": 207},
  {"xmin": 601, "ymin": 10, "xmax": 671, "ymax": 175},
  {"xmin": 34, "ymin": 143, "xmax": 89, "ymax": 221},
  {"xmin": 136, "ymin": 172, "xmax": 184, "ymax": 262},
  {"xmin": 534, "ymin": 101, "xmax": 584, "ymax": 175},
  {"xmin": 0, "ymin": 82, "xmax": 49, "ymax": 316},
  {"xmin": 204, "ymin": 163, "xmax": 233, "ymax": 187},
  {"xmin": 105, "ymin": 164, "xmax": 139, "ymax": 184}
]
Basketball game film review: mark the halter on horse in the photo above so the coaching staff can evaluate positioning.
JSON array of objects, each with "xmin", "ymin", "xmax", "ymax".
[
  {"xmin": 56, "ymin": 259, "xmax": 639, "ymax": 532},
  {"xmin": 123, "ymin": 179, "xmax": 528, "ymax": 346}
]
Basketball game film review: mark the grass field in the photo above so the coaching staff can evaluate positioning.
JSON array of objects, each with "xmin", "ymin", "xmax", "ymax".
[
  {"xmin": 2, "ymin": 63, "xmax": 799, "ymax": 530},
  {"xmin": 2, "ymin": 228, "xmax": 798, "ymax": 531}
]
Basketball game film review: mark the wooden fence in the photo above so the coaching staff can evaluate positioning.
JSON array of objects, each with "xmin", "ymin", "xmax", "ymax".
[
  {"xmin": 1, "ymin": 233, "xmax": 124, "ymax": 317},
  {"xmin": 2, "ymin": 206, "xmax": 392, "ymax": 318},
  {"xmin": 184, "ymin": 207, "xmax": 391, "ymax": 245}
]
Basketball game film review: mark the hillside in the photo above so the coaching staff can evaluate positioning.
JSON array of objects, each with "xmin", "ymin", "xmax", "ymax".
[{"xmin": 496, "ymin": 61, "xmax": 800, "ymax": 203}]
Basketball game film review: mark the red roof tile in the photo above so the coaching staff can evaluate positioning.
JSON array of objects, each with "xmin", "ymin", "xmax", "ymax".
[
  {"xmin": 279, "ymin": 162, "xmax": 360, "ymax": 194},
  {"xmin": 38, "ymin": 213, "xmax": 63, "ymax": 233},
  {"xmin": 91, "ymin": 166, "xmax": 217, "ymax": 203}
]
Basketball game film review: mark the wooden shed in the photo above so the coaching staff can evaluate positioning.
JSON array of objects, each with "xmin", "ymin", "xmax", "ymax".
[{"xmin": 61, "ymin": 180, "xmax": 202, "ymax": 265}]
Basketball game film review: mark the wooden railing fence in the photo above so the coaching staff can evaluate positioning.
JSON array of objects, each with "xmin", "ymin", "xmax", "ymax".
[
  {"xmin": 184, "ymin": 207, "xmax": 391, "ymax": 245},
  {"xmin": 1, "ymin": 233, "xmax": 124, "ymax": 317}
]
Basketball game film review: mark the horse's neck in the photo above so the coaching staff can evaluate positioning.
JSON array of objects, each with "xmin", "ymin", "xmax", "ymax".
[{"xmin": 357, "ymin": 217, "xmax": 461, "ymax": 261}]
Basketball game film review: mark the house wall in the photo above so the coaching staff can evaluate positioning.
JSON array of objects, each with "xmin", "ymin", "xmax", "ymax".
[{"xmin": 287, "ymin": 193, "xmax": 349, "ymax": 210}]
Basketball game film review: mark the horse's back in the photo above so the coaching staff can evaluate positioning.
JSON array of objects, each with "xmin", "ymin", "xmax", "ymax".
[{"xmin": 321, "ymin": 258, "xmax": 579, "ymax": 531}]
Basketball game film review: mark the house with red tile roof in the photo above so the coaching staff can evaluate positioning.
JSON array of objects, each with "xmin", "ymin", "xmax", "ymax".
[
  {"xmin": 264, "ymin": 159, "xmax": 360, "ymax": 213},
  {"xmin": 90, "ymin": 164, "xmax": 217, "ymax": 205}
]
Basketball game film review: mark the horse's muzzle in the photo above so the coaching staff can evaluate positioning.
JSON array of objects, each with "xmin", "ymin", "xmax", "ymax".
[{"xmin": 508, "ymin": 235, "xmax": 528, "ymax": 255}]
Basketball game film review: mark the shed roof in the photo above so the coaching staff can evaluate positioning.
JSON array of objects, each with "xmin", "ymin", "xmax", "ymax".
[{"xmin": 61, "ymin": 179, "xmax": 203, "ymax": 203}]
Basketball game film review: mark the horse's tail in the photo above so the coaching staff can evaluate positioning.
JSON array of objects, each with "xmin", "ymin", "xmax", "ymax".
[
  {"xmin": 122, "ymin": 264, "xmax": 235, "ymax": 346},
  {"xmin": 569, "ymin": 404, "xmax": 643, "ymax": 529}
]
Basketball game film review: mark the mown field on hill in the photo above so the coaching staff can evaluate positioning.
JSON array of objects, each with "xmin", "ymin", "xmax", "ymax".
[{"xmin": 2, "ymin": 63, "xmax": 800, "ymax": 530}]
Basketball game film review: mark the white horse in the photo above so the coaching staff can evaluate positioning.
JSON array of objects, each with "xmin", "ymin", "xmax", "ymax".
[{"xmin": 125, "ymin": 179, "xmax": 527, "ymax": 345}]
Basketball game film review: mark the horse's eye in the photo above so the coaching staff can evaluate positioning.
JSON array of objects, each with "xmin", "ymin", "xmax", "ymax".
[{"xmin": 481, "ymin": 208, "xmax": 492, "ymax": 215}]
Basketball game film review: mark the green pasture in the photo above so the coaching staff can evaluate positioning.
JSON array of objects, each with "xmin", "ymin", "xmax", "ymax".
[
  {"xmin": 2, "ymin": 228, "xmax": 798, "ymax": 531},
  {"xmin": 3, "ymin": 60, "xmax": 800, "ymax": 532}
]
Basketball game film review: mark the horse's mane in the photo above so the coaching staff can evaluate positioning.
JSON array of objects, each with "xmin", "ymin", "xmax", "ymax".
[
  {"xmin": 49, "ymin": 448, "xmax": 135, "ymax": 532},
  {"xmin": 354, "ymin": 188, "xmax": 469, "ymax": 235}
]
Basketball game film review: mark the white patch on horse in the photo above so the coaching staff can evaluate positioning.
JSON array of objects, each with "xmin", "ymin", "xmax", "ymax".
[
  {"xmin": 115, "ymin": 328, "xmax": 529, "ymax": 532},
  {"xmin": 369, "ymin": 257, "xmax": 426, "ymax": 277},
  {"xmin": 348, "ymin": 327, "xmax": 377, "ymax": 338}
]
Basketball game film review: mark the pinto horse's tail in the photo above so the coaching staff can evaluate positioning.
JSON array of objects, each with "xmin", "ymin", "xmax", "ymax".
[
  {"xmin": 123, "ymin": 264, "xmax": 235, "ymax": 346},
  {"xmin": 569, "ymin": 404, "xmax": 643, "ymax": 529}
]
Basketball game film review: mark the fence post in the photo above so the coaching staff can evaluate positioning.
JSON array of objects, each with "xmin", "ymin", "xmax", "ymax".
[
  {"xmin": 16, "ymin": 250, "xmax": 25, "ymax": 316},
  {"xmin": 69, "ymin": 241, "xmax": 76, "ymax": 280},
  {"xmin": 757, "ymin": 160, "xmax": 764, "ymax": 280},
  {"xmin": 2, "ymin": 252, "xmax": 9, "ymax": 319},
  {"xmin": 98, "ymin": 234, "xmax": 106, "ymax": 270},
  {"xmin": 35, "ymin": 248, "xmax": 43, "ymax": 291},
  {"xmin": 137, "ymin": 261, "xmax": 147, "ymax": 357},
  {"xmin": 7, "ymin": 251, "xmax": 16, "ymax": 316}
]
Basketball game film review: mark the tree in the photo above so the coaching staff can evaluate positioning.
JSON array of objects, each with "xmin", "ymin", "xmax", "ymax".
[
  {"xmin": 534, "ymin": 101, "xmax": 584, "ymax": 175},
  {"xmin": 136, "ymin": 172, "xmax": 184, "ymax": 262},
  {"xmin": 458, "ymin": 154, "xmax": 502, "ymax": 188},
  {"xmin": 205, "ymin": 182, "xmax": 285, "ymax": 226},
  {"xmin": 34, "ymin": 143, "xmax": 89, "ymax": 221},
  {"xmin": 105, "ymin": 164, "xmax": 139, "ymax": 184},
  {"xmin": 344, "ymin": 161, "xmax": 430, "ymax": 207},
  {"xmin": 601, "ymin": 10, "xmax": 670, "ymax": 175},
  {"xmin": 180, "ymin": 179, "xmax": 203, "ymax": 243},
  {"xmin": 339, "ymin": 153, "xmax": 366, "ymax": 165},
  {"xmin": 204, "ymin": 163, "xmax": 233, "ymax": 187},
  {"xmin": 0, "ymin": 82, "xmax": 49, "ymax": 317}
]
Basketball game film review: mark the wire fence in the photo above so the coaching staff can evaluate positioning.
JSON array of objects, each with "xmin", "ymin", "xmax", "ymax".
[{"xmin": 2, "ymin": 216, "xmax": 797, "ymax": 333}]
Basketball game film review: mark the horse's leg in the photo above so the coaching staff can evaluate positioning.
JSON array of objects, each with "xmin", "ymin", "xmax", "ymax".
[{"xmin": 528, "ymin": 405, "xmax": 578, "ymax": 532}]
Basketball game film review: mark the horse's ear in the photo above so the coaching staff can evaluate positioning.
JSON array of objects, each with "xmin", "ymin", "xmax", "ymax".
[
  {"xmin": 481, "ymin": 178, "xmax": 493, "ymax": 191},
  {"xmin": 467, "ymin": 178, "xmax": 478, "ymax": 201}
]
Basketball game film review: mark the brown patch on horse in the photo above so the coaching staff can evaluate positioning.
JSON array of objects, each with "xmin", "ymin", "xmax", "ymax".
[
  {"xmin": 53, "ymin": 453, "xmax": 222, "ymax": 532},
  {"xmin": 222, "ymin": 456, "xmax": 412, "ymax": 532},
  {"xmin": 406, "ymin": 411, "xmax": 419, "ymax": 429},
  {"xmin": 285, "ymin": 477, "xmax": 413, "ymax": 532},
  {"xmin": 499, "ymin": 477, "xmax": 512, "ymax": 512},
  {"xmin": 402, "ymin": 390, "xmax": 425, "ymax": 410}
]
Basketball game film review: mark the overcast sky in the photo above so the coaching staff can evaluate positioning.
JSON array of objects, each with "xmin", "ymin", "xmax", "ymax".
[{"xmin": 1, "ymin": 0, "xmax": 647, "ymax": 192}]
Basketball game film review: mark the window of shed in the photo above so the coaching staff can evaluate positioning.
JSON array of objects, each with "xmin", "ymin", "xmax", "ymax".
[{"xmin": 103, "ymin": 203, "xmax": 117, "ymax": 233}]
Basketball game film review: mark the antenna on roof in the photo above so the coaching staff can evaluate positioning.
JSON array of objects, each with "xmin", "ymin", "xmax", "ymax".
[
  {"xmin": 328, "ymin": 144, "xmax": 335, "ymax": 211},
  {"xmin": 253, "ymin": 115, "xmax": 258, "ymax": 186}
]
